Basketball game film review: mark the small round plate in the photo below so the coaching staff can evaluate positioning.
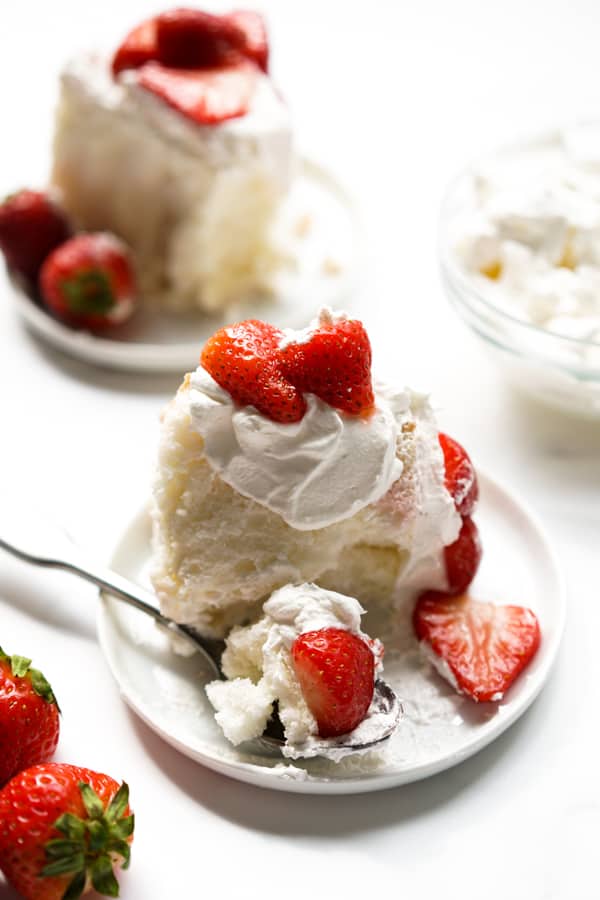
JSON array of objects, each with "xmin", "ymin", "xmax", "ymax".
[
  {"xmin": 97, "ymin": 472, "xmax": 565, "ymax": 794},
  {"xmin": 7, "ymin": 158, "xmax": 364, "ymax": 374}
]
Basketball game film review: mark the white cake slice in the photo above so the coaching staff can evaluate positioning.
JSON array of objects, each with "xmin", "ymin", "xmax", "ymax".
[
  {"xmin": 150, "ymin": 310, "xmax": 460, "ymax": 637},
  {"xmin": 51, "ymin": 53, "xmax": 293, "ymax": 312}
]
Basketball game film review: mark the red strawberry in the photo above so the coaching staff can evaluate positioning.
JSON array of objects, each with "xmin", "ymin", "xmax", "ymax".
[
  {"xmin": 0, "ymin": 648, "xmax": 60, "ymax": 788},
  {"xmin": 413, "ymin": 591, "xmax": 541, "ymax": 702},
  {"xmin": 279, "ymin": 315, "xmax": 375, "ymax": 417},
  {"xmin": 0, "ymin": 763, "xmax": 134, "ymax": 900},
  {"xmin": 0, "ymin": 190, "xmax": 71, "ymax": 284},
  {"xmin": 444, "ymin": 515, "xmax": 482, "ymax": 595},
  {"xmin": 156, "ymin": 8, "xmax": 246, "ymax": 68},
  {"xmin": 292, "ymin": 628, "xmax": 375, "ymax": 738},
  {"xmin": 225, "ymin": 10, "xmax": 269, "ymax": 72},
  {"xmin": 39, "ymin": 233, "xmax": 136, "ymax": 331},
  {"xmin": 201, "ymin": 313, "xmax": 376, "ymax": 423},
  {"xmin": 439, "ymin": 432, "xmax": 479, "ymax": 516},
  {"xmin": 201, "ymin": 319, "xmax": 306, "ymax": 422},
  {"xmin": 112, "ymin": 16, "xmax": 158, "ymax": 76},
  {"xmin": 136, "ymin": 59, "xmax": 257, "ymax": 125}
]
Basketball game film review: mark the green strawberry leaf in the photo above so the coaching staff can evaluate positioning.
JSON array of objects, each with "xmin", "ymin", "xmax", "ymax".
[
  {"xmin": 41, "ymin": 851, "xmax": 86, "ymax": 877},
  {"xmin": 55, "ymin": 813, "xmax": 86, "ymax": 841},
  {"xmin": 9, "ymin": 655, "xmax": 31, "ymax": 677},
  {"xmin": 91, "ymin": 855, "xmax": 120, "ymax": 897},
  {"xmin": 79, "ymin": 783, "xmax": 105, "ymax": 820},
  {"xmin": 106, "ymin": 783, "xmax": 129, "ymax": 823},
  {"xmin": 63, "ymin": 869, "xmax": 87, "ymax": 900}
]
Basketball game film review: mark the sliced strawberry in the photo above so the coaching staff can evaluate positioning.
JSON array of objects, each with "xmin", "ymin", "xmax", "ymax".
[
  {"xmin": 413, "ymin": 591, "xmax": 541, "ymax": 702},
  {"xmin": 292, "ymin": 628, "xmax": 375, "ymax": 737},
  {"xmin": 136, "ymin": 59, "xmax": 257, "ymax": 125},
  {"xmin": 201, "ymin": 319, "xmax": 306, "ymax": 422},
  {"xmin": 279, "ymin": 315, "xmax": 375, "ymax": 417},
  {"xmin": 439, "ymin": 432, "xmax": 479, "ymax": 516},
  {"xmin": 156, "ymin": 8, "xmax": 246, "ymax": 68},
  {"xmin": 0, "ymin": 190, "xmax": 71, "ymax": 284},
  {"xmin": 39, "ymin": 233, "xmax": 136, "ymax": 331},
  {"xmin": 112, "ymin": 16, "xmax": 158, "ymax": 75},
  {"xmin": 201, "ymin": 313, "xmax": 376, "ymax": 423},
  {"xmin": 225, "ymin": 10, "xmax": 269, "ymax": 72},
  {"xmin": 444, "ymin": 515, "xmax": 482, "ymax": 595}
]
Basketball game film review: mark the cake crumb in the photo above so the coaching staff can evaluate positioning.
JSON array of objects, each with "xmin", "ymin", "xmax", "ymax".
[
  {"xmin": 294, "ymin": 213, "xmax": 313, "ymax": 238},
  {"xmin": 322, "ymin": 257, "xmax": 343, "ymax": 276}
]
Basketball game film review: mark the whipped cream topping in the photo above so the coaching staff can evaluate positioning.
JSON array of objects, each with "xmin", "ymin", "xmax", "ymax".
[
  {"xmin": 206, "ymin": 583, "xmax": 394, "ymax": 760},
  {"xmin": 61, "ymin": 54, "xmax": 292, "ymax": 181},
  {"xmin": 188, "ymin": 315, "xmax": 404, "ymax": 531},
  {"xmin": 453, "ymin": 126, "xmax": 600, "ymax": 343}
]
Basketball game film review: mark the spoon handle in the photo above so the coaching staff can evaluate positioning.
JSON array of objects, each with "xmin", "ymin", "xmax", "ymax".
[{"xmin": 0, "ymin": 533, "xmax": 169, "ymax": 627}]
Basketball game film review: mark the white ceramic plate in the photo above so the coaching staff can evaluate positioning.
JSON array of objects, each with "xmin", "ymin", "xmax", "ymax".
[
  {"xmin": 97, "ymin": 472, "xmax": 565, "ymax": 795},
  {"xmin": 7, "ymin": 158, "xmax": 363, "ymax": 373}
]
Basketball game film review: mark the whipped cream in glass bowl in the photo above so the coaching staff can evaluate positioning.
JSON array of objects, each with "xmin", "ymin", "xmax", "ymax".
[{"xmin": 439, "ymin": 123, "xmax": 600, "ymax": 418}]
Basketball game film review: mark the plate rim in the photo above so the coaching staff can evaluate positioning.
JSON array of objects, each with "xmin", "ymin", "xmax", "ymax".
[
  {"xmin": 97, "ymin": 470, "xmax": 566, "ymax": 795},
  {"xmin": 7, "ymin": 156, "xmax": 364, "ymax": 375}
]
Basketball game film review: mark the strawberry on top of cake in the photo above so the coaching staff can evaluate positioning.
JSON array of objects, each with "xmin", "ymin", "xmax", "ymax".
[{"xmin": 151, "ymin": 308, "xmax": 464, "ymax": 637}]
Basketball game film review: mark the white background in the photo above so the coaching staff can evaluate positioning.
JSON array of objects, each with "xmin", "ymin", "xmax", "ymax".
[{"xmin": 1, "ymin": 1, "xmax": 599, "ymax": 898}]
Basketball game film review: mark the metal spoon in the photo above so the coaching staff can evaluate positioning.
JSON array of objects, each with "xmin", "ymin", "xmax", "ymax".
[{"xmin": 0, "ymin": 503, "xmax": 402, "ymax": 757}]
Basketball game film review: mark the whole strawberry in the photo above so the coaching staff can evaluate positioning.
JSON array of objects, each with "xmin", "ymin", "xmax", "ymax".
[
  {"xmin": 0, "ymin": 647, "xmax": 60, "ymax": 788},
  {"xmin": 292, "ymin": 628, "xmax": 376, "ymax": 737},
  {"xmin": 0, "ymin": 763, "xmax": 134, "ymax": 900},
  {"xmin": 39, "ymin": 233, "xmax": 137, "ymax": 331},
  {"xmin": 0, "ymin": 190, "xmax": 71, "ymax": 284}
]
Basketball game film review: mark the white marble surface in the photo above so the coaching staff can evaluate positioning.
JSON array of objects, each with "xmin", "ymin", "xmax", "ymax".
[{"xmin": 0, "ymin": 1, "xmax": 599, "ymax": 897}]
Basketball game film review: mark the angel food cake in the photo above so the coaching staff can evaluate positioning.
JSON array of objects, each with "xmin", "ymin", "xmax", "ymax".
[
  {"xmin": 151, "ymin": 308, "xmax": 467, "ymax": 637},
  {"xmin": 151, "ymin": 308, "xmax": 544, "ymax": 754},
  {"xmin": 51, "ymin": 8, "xmax": 293, "ymax": 312}
]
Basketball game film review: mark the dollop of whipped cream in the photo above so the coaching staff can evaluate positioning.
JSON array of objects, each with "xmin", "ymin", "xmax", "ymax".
[
  {"xmin": 453, "ymin": 126, "xmax": 600, "ymax": 342},
  {"xmin": 188, "ymin": 313, "xmax": 404, "ymax": 531},
  {"xmin": 206, "ymin": 583, "xmax": 396, "ymax": 760}
]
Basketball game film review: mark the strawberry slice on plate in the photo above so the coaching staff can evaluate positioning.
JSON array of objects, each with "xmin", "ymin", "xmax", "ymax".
[
  {"xmin": 413, "ymin": 591, "xmax": 541, "ymax": 702},
  {"xmin": 0, "ymin": 189, "xmax": 71, "ymax": 284},
  {"xmin": 136, "ymin": 59, "xmax": 258, "ymax": 125},
  {"xmin": 292, "ymin": 628, "xmax": 376, "ymax": 738}
]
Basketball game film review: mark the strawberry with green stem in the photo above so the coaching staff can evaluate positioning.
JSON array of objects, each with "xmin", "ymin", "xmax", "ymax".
[
  {"xmin": 0, "ymin": 763, "xmax": 134, "ymax": 900},
  {"xmin": 0, "ymin": 647, "xmax": 60, "ymax": 788}
]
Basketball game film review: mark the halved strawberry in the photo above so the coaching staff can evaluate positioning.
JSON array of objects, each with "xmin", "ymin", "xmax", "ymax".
[
  {"xmin": 201, "ymin": 319, "xmax": 306, "ymax": 422},
  {"xmin": 413, "ymin": 591, "xmax": 541, "ymax": 702},
  {"xmin": 200, "ymin": 312, "xmax": 376, "ymax": 423},
  {"xmin": 279, "ymin": 314, "xmax": 375, "ymax": 417},
  {"xmin": 225, "ymin": 10, "xmax": 269, "ymax": 72},
  {"xmin": 156, "ymin": 8, "xmax": 246, "ymax": 68},
  {"xmin": 439, "ymin": 432, "xmax": 479, "ymax": 516},
  {"xmin": 135, "ymin": 59, "xmax": 257, "ymax": 125},
  {"xmin": 112, "ymin": 16, "xmax": 158, "ymax": 76},
  {"xmin": 444, "ymin": 515, "xmax": 482, "ymax": 595},
  {"xmin": 292, "ymin": 628, "xmax": 375, "ymax": 737}
]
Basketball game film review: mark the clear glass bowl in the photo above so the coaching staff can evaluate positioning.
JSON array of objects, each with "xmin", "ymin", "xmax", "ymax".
[{"xmin": 439, "ymin": 166, "xmax": 600, "ymax": 419}]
